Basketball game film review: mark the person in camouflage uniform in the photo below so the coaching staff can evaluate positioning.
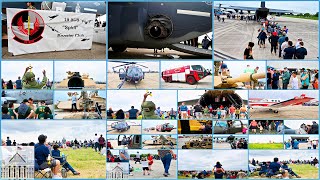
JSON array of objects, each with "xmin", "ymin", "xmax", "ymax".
[
  {"xmin": 141, "ymin": 93, "xmax": 160, "ymax": 119},
  {"xmin": 79, "ymin": 91, "xmax": 91, "ymax": 112},
  {"xmin": 22, "ymin": 66, "xmax": 47, "ymax": 89}
]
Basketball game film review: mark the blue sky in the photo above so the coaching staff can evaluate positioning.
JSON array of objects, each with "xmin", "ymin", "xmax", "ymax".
[
  {"xmin": 215, "ymin": 1, "xmax": 319, "ymax": 14},
  {"xmin": 178, "ymin": 150, "xmax": 248, "ymax": 171},
  {"xmin": 55, "ymin": 61, "xmax": 106, "ymax": 82},
  {"xmin": 1, "ymin": 120, "xmax": 106, "ymax": 144},
  {"xmin": 250, "ymin": 150, "xmax": 318, "ymax": 161},
  {"xmin": 249, "ymin": 90, "xmax": 319, "ymax": 100},
  {"xmin": 107, "ymin": 90, "xmax": 177, "ymax": 111}
]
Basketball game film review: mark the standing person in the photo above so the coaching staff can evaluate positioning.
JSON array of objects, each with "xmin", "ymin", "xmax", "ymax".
[
  {"xmin": 229, "ymin": 105, "xmax": 236, "ymax": 119},
  {"xmin": 169, "ymin": 108, "xmax": 176, "ymax": 119},
  {"xmin": 281, "ymin": 67, "xmax": 290, "ymax": 89},
  {"xmin": 98, "ymin": 135, "xmax": 105, "ymax": 152},
  {"xmin": 244, "ymin": 42, "xmax": 254, "ymax": 59},
  {"xmin": 46, "ymin": 79, "xmax": 52, "ymax": 89},
  {"xmin": 141, "ymin": 157, "xmax": 150, "ymax": 176},
  {"xmin": 135, "ymin": 151, "xmax": 141, "ymax": 164},
  {"xmin": 268, "ymin": 32, "xmax": 279, "ymax": 55},
  {"xmin": 13, "ymin": 140, "xmax": 16, "ymax": 146},
  {"xmin": 258, "ymin": 30, "xmax": 267, "ymax": 48},
  {"xmin": 295, "ymin": 38, "xmax": 303, "ymax": 49},
  {"xmin": 281, "ymin": 37, "xmax": 289, "ymax": 58},
  {"xmin": 202, "ymin": 36, "xmax": 210, "ymax": 49},
  {"xmin": 94, "ymin": 133, "xmax": 99, "ymax": 152},
  {"xmin": 272, "ymin": 71, "xmax": 280, "ymax": 89},
  {"xmin": 278, "ymin": 32, "xmax": 287, "ymax": 58},
  {"xmin": 6, "ymin": 80, "xmax": 13, "ymax": 89},
  {"xmin": 301, "ymin": 70, "xmax": 310, "ymax": 89},
  {"xmin": 71, "ymin": 93, "xmax": 78, "ymax": 112},
  {"xmin": 283, "ymin": 41, "xmax": 295, "ymax": 59},
  {"xmin": 128, "ymin": 106, "xmax": 139, "ymax": 119},
  {"xmin": 313, "ymin": 73, "xmax": 318, "ymax": 89},
  {"xmin": 158, "ymin": 149, "xmax": 174, "ymax": 177},
  {"xmin": 6, "ymin": 137, "xmax": 12, "ymax": 146},
  {"xmin": 194, "ymin": 104, "xmax": 202, "ymax": 120},
  {"xmin": 16, "ymin": 77, "xmax": 22, "ymax": 89},
  {"xmin": 295, "ymin": 42, "xmax": 307, "ymax": 59},
  {"xmin": 147, "ymin": 153, "xmax": 153, "ymax": 171},
  {"xmin": 26, "ymin": 2, "xmax": 36, "ymax": 9},
  {"xmin": 291, "ymin": 72, "xmax": 299, "ymax": 89},
  {"xmin": 179, "ymin": 102, "xmax": 188, "ymax": 119}
]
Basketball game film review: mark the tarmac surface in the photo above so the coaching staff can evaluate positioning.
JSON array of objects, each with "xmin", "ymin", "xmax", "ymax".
[
  {"xmin": 3, "ymin": 43, "xmax": 106, "ymax": 60},
  {"xmin": 107, "ymin": 125, "xmax": 142, "ymax": 134},
  {"xmin": 107, "ymin": 73, "xmax": 159, "ymax": 89},
  {"xmin": 130, "ymin": 159, "xmax": 177, "ymax": 179},
  {"xmin": 108, "ymin": 48, "xmax": 211, "ymax": 59},
  {"xmin": 54, "ymin": 111, "xmax": 106, "ymax": 119},
  {"xmin": 142, "ymin": 129, "xmax": 177, "ymax": 135},
  {"xmin": 214, "ymin": 142, "xmax": 232, "ymax": 149},
  {"xmin": 178, "ymin": 137, "xmax": 212, "ymax": 149},
  {"xmin": 161, "ymin": 75, "xmax": 213, "ymax": 89},
  {"xmin": 214, "ymin": 16, "xmax": 318, "ymax": 60},
  {"xmin": 249, "ymin": 105, "xmax": 318, "ymax": 119}
]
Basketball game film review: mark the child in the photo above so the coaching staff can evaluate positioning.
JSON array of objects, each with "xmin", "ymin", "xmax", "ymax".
[
  {"xmin": 141, "ymin": 157, "xmax": 150, "ymax": 175},
  {"xmin": 235, "ymin": 108, "xmax": 240, "ymax": 119},
  {"xmin": 213, "ymin": 161, "xmax": 225, "ymax": 173},
  {"xmin": 51, "ymin": 144, "xmax": 80, "ymax": 175},
  {"xmin": 147, "ymin": 154, "xmax": 153, "ymax": 171}
]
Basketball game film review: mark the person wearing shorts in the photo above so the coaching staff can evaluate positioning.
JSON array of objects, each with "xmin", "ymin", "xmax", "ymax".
[
  {"xmin": 141, "ymin": 157, "xmax": 150, "ymax": 175},
  {"xmin": 35, "ymin": 134, "xmax": 62, "ymax": 179}
]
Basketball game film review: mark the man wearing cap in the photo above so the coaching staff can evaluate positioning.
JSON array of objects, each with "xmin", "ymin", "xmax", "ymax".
[
  {"xmin": 35, "ymin": 134, "xmax": 62, "ymax": 179},
  {"xmin": 22, "ymin": 66, "xmax": 47, "ymax": 89},
  {"xmin": 141, "ymin": 93, "xmax": 160, "ymax": 119},
  {"xmin": 282, "ymin": 67, "xmax": 290, "ymax": 89}
]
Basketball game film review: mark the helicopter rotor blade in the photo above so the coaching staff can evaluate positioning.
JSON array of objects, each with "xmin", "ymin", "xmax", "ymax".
[
  {"xmin": 112, "ymin": 63, "xmax": 131, "ymax": 69},
  {"xmin": 135, "ymin": 64, "xmax": 149, "ymax": 68}
]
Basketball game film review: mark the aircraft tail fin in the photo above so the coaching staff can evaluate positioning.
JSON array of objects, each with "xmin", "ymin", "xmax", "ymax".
[{"xmin": 260, "ymin": 1, "xmax": 266, "ymax": 8}]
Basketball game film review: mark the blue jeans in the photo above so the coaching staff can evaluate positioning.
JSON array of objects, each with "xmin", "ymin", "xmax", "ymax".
[
  {"xmin": 63, "ymin": 161, "xmax": 76, "ymax": 173},
  {"xmin": 94, "ymin": 142, "xmax": 99, "ymax": 152},
  {"xmin": 161, "ymin": 154, "xmax": 172, "ymax": 174}
]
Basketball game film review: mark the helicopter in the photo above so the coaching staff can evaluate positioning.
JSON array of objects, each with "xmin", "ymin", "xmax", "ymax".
[{"xmin": 110, "ymin": 61, "xmax": 149, "ymax": 89}]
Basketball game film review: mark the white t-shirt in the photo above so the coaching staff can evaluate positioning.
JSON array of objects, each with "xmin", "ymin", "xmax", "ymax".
[
  {"xmin": 291, "ymin": 77, "xmax": 299, "ymax": 89},
  {"xmin": 220, "ymin": 110, "xmax": 226, "ymax": 116},
  {"xmin": 94, "ymin": 136, "xmax": 99, "ymax": 143},
  {"xmin": 141, "ymin": 161, "xmax": 148, "ymax": 168}
]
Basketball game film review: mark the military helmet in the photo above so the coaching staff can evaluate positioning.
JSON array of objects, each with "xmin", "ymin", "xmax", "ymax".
[
  {"xmin": 142, "ymin": 101, "xmax": 156, "ymax": 116},
  {"xmin": 25, "ymin": 72, "xmax": 35, "ymax": 81}
]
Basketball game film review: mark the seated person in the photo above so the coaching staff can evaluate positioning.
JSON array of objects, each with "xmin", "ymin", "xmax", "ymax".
[
  {"xmin": 51, "ymin": 144, "xmax": 80, "ymax": 175},
  {"xmin": 259, "ymin": 162, "xmax": 269, "ymax": 176},
  {"xmin": 2, "ymin": 106, "xmax": 11, "ymax": 119},
  {"xmin": 266, "ymin": 158, "xmax": 281, "ymax": 177},
  {"xmin": 8, "ymin": 102, "xmax": 18, "ymax": 119},
  {"xmin": 35, "ymin": 101, "xmax": 53, "ymax": 119},
  {"xmin": 14, "ymin": 99, "xmax": 34, "ymax": 119},
  {"xmin": 35, "ymin": 134, "xmax": 62, "ymax": 179},
  {"xmin": 281, "ymin": 163, "xmax": 300, "ymax": 178}
]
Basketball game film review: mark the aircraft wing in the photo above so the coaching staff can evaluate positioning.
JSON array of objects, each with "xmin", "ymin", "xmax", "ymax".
[
  {"xmin": 223, "ymin": 6, "xmax": 258, "ymax": 11},
  {"xmin": 269, "ymin": 97, "xmax": 314, "ymax": 108},
  {"xmin": 269, "ymin": 8, "xmax": 295, "ymax": 14}
]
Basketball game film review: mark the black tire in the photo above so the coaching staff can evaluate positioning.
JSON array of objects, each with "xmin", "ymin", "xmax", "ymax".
[
  {"xmin": 182, "ymin": 145, "xmax": 187, "ymax": 149},
  {"xmin": 168, "ymin": 76, "xmax": 172, "ymax": 83},
  {"xmin": 111, "ymin": 46, "xmax": 127, "ymax": 52},
  {"xmin": 187, "ymin": 76, "xmax": 196, "ymax": 85}
]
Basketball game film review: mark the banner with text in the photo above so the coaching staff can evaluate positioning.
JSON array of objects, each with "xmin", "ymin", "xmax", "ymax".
[{"xmin": 7, "ymin": 8, "xmax": 96, "ymax": 56}]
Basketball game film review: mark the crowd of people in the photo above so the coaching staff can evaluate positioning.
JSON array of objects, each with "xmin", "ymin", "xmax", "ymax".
[
  {"xmin": 178, "ymin": 102, "xmax": 248, "ymax": 120},
  {"xmin": 249, "ymin": 120, "xmax": 284, "ymax": 134},
  {"xmin": 284, "ymin": 138, "xmax": 318, "ymax": 150},
  {"xmin": 107, "ymin": 149, "xmax": 175, "ymax": 177},
  {"xmin": 107, "ymin": 106, "xmax": 177, "ymax": 120},
  {"xmin": 2, "ymin": 99, "xmax": 53, "ymax": 119},
  {"xmin": 244, "ymin": 19, "xmax": 310, "ymax": 60},
  {"xmin": 267, "ymin": 67, "xmax": 318, "ymax": 89}
]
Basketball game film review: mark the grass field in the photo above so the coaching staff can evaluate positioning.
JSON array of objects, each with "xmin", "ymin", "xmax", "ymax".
[
  {"xmin": 178, "ymin": 175, "xmax": 215, "ymax": 179},
  {"xmin": 283, "ymin": 15, "xmax": 318, "ymax": 20},
  {"xmin": 249, "ymin": 143, "xmax": 283, "ymax": 149},
  {"xmin": 50, "ymin": 148, "xmax": 106, "ymax": 179},
  {"xmin": 250, "ymin": 164, "xmax": 318, "ymax": 179}
]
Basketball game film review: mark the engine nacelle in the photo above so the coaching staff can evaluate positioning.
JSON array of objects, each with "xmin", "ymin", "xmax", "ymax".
[{"xmin": 145, "ymin": 15, "xmax": 173, "ymax": 39}]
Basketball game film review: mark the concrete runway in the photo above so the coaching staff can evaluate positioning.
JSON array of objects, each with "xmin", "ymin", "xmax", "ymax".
[
  {"xmin": 130, "ymin": 159, "xmax": 177, "ymax": 179},
  {"xmin": 161, "ymin": 75, "xmax": 213, "ymax": 89},
  {"xmin": 3, "ymin": 43, "xmax": 106, "ymax": 60},
  {"xmin": 107, "ymin": 125, "xmax": 142, "ymax": 134},
  {"xmin": 214, "ymin": 16, "xmax": 318, "ymax": 60},
  {"xmin": 214, "ymin": 142, "xmax": 232, "ymax": 149},
  {"xmin": 107, "ymin": 73, "xmax": 160, "ymax": 89},
  {"xmin": 109, "ymin": 48, "xmax": 211, "ymax": 59},
  {"xmin": 142, "ymin": 129, "xmax": 177, "ymax": 135},
  {"xmin": 250, "ymin": 106, "xmax": 318, "ymax": 119}
]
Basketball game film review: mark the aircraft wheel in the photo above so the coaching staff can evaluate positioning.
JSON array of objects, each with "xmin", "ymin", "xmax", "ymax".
[
  {"xmin": 187, "ymin": 76, "xmax": 196, "ymax": 85},
  {"xmin": 111, "ymin": 46, "xmax": 127, "ymax": 52}
]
